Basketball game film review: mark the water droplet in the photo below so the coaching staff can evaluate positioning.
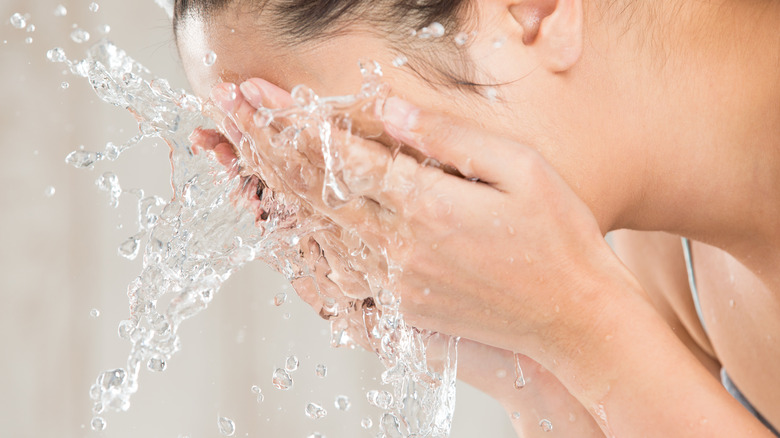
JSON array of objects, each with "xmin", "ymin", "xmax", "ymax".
[
  {"xmin": 66, "ymin": 150, "xmax": 101, "ymax": 169},
  {"xmin": 25, "ymin": 35, "xmax": 34, "ymax": 43},
  {"xmin": 70, "ymin": 28, "xmax": 90, "ymax": 44},
  {"xmin": 90, "ymin": 416, "xmax": 106, "ymax": 431},
  {"xmin": 454, "ymin": 32, "xmax": 469, "ymax": 46},
  {"xmin": 118, "ymin": 235, "xmax": 140, "ymax": 260},
  {"xmin": 251, "ymin": 385, "xmax": 264, "ymax": 402},
  {"xmin": 366, "ymin": 390, "xmax": 393, "ymax": 409},
  {"xmin": 285, "ymin": 355, "xmax": 299, "ymax": 372},
  {"xmin": 334, "ymin": 395, "xmax": 351, "ymax": 411},
  {"xmin": 305, "ymin": 402, "xmax": 327, "ymax": 419},
  {"xmin": 89, "ymin": 2, "xmax": 100, "ymax": 13},
  {"xmin": 418, "ymin": 22, "xmax": 445, "ymax": 39},
  {"xmin": 217, "ymin": 416, "xmax": 236, "ymax": 436},
  {"xmin": 96, "ymin": 172, "xmax": 122, "ymax": 207},
  {"xmin": 98, "ymin": 24, "xmax": 111, "ymax": 34},
  {"xmin": 60, "ymin": 81, "xmax": 69, "ymax": 90},
  {"xmin": 361, "ymin": 417, "xmax": 373, "ymax": 429},
  {"xmin": 90, "ymin": 308, "xmax": 100, "ymax": 318},
  {"xmin": 274, "ymin": 292, "xmax": 287, "ymax": 306},
  {"xmin": 46, "ymin": 47, "xmax": 67, "ymax": 63},
  {"xmin": 511, "ymin": 412, "xmax": 521, "ymax": 420},
  {"xmin": 291, "ymin": 85, "xmax": 318, "ymax": 108},
  {"xmin": 283, "ymin": 312, "xmax": 291, "ymax": 320},
  {"xmin": 44, "ymin": 186, "xmax": 56, "ymax": 197},
  {"xmin": 26, "ymin": 24, "xmax": 35, "ymax": 32},
  {"xmin": 272, "ymin": 368, "xmax": 293, "ymax": 390},
  {"xmin": 54, "ymin": 5, "xmax": 68, "ymax": 17},
  {"xmin": 493, "ymin": 36, "xmax": 507, "ymax": 48},
  {"xmin": 392, "ymin": 55, "xmax": 408, "ymax": 68},
  {"xmin": 539, "ymin": 419, "xmax": 553, "ymax": 432},
  {"xmin": 147, "ymin": 358, "xmax": 166, "ymax": 372},
  {"xmin": 513, "ymin": 353, "xmax": 526, "ymax": 389},
  {"xmin": 203, "ymin": 50, "xmax": 217, "ymax": 67},
  {"xmin": 253, "ymin": 108, "xmax": 273, "ymax": 127},
  {"xmin": 307, "ymin": 433, "xmax": 325, "ymax": 438},
  {"xmin": 9, "ymin": 13, "xmax": 26, "ymax": 29},
  {"xmin": 92, "ymin": 401, "xmax": 105, "ymax": 415},
  {"xmin": 377, "ymin": 289, "xmax": 396, "ymax": 307},
  {"xmin": 729, "ymin": 299, "xmax": 735, "ymax": 308},
  {"xmin": 315, "ymin": 364, "xmax": 327, "ymax": 378},
  {"xmin": 429, "ymin": 22, "xmax": 445, "ymax": 37},
  {"xmin": 486, "ymin": 87, "xmax": 498, "ymax": 102}
]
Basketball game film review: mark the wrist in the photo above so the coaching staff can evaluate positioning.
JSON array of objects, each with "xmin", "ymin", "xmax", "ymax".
[{"xmin": 524, "ymin": 248, "xmax": 649, "ymax": 405}]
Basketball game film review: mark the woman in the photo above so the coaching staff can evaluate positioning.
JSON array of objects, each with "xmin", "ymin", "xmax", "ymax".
[{"xmin": 173, "ymin": 0, "xmax": 779, "ymax": 436}]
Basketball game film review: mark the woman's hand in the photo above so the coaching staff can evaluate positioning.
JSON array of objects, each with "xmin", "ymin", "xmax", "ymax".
[
  {"xmin": 206, "ymin": 79, "xmax": 778, "ymax": 438},
  {"xmin": 209, "ymin": 78, "xmax": 625, "ymax": 361}
]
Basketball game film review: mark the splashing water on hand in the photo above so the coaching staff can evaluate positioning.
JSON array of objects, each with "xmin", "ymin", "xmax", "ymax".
[{"xmin": 55, "ymin": 39, "xmax": 458, "ymax": 437}]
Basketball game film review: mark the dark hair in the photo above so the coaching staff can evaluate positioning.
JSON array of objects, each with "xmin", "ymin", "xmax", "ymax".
[{"xmin": 174, "ymin": 0, "xmax": 485, "ymax": 91}]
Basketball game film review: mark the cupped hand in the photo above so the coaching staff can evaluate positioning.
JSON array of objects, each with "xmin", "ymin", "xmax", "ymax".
[{"xmin": 209, "ymin": 77, "xmax": 632, "ymax": 367}]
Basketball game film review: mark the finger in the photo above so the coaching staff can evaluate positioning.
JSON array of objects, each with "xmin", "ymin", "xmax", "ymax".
[
  {"xmin": 189, "ymin": 128, "xmax": 224, "ymax": 154},
  {"xmin": 239, "ymin": 78, "xmax": 295, "ymax": 109},
  {"xmin": 382, "ymin": 97, "xmax": 522, "ymax": 187}
]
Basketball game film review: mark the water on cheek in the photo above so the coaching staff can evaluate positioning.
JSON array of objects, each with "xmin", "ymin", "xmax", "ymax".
[{"xmin": 51, "ymin": 35, "xmax": 460, "ymax": 436}]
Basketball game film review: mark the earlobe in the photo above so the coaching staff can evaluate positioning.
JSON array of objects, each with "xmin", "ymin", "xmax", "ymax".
[{"xmin": 509, "ymin": 0, "xmax": 583, "ymax": 73}]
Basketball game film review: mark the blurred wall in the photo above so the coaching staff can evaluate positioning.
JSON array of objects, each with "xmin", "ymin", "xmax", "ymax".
[{"xmin": 0, "ymin": 1, "xmax": 515, "ymax": 437}]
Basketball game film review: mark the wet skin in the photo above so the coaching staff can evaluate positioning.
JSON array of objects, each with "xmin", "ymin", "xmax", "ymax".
[{"xmin": 176, "ymin": 1, "xmax": 780, "ymax": 436}]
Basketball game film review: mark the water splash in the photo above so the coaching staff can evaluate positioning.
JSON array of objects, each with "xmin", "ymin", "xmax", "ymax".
[{"xmin": 59, "ymin": 39, "xmax": 459, "ymax": 436}]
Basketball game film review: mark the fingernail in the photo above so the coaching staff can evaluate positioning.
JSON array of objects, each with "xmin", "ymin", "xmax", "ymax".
[
  {"xmin": 383, "ymin": 97, "xmax": 419, "ymax": 137},
  {"xmin": 239, "ymin": 81, "xmax": 263, "ymax": 106},
  {"xmin": 189, "ymin": 128, "xmax": 206, "ymax": 144},
  {"xmin": 210, "ymin": 83, "xmax": 238, "ymax": 112}
]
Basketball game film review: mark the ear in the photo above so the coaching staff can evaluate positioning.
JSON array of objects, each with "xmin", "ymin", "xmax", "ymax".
[{"xmin": 508, "ymin": 0, "xmax": 583, "ymax": 72}]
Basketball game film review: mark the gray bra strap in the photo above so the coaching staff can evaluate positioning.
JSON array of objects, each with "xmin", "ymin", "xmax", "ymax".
[{"xmin": 681, "ymin": 237, "xmax": 707, "ymax": 333}]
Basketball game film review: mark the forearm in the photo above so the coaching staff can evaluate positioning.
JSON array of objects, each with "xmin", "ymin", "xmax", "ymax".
[
  {"xmin": 538, "ymin": 272, "xmax": 774, "ymax": 437},
  {"xmin": 456, "ymin": 340, "xmax": 605, "ymax": 438}
]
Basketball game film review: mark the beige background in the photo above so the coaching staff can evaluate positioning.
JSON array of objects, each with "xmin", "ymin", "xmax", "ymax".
[{"xmin": 0, "ymin": 1, "xmax": 516, "ymax": 437}]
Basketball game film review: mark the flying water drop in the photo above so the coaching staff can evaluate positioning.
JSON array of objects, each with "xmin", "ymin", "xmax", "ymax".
[
  {"xmin": 147, "ymin": 358, "xmax": 166, "ymax": 372},
  {"xmin": 217, "ymin": 416, "xmax": 235, "ymax": 436},
  {"xmin": 314, "ymin": 364, "xmax": 327, "ymax": 378},
  {"xmin": 305, "ymin": 403, "xmax": 327, "ymax": 419},
  {"xmin": 272, "ymin": 368, "xmax": 293, "ymax": 390},
  {"xmin": 90, "ymin": 416, "xmax": 106, "ymax": 431},
  {"xmin": 273, "ymin": 292, "xmax": 287, "ymax": 306},
  {"xmin": 118, "ymin": 235, "xmax": 141, "ymax": 260},
  {"xmin": 44, "ymin": 186, "xmax": 56, "ymax": 197},
  {"xmin": 361, "ymin": 417, "xmax": 373, "ymax": 429},
  {"xmin": 9, "ymin": 13, "xmax": 26, "ymax": 30},
  {"xmin": 89, "ymin": 2, "xmax": 100, "ymax": 13},
  {"xmin": 539, "ymin": 419, "xmax": 553, "ymax": 432},
  {"xmin": 90, "ymin": 308, "xmax": 100, "ymax": 318},
  {"xmin": 46, "ymin": 47, "xmax": 67, "ymax": 63},
  {"xmin": 70, "ymin": 28, "xmax": 90, "ymax": 44},
  {"xmin": 251, "ymin": 385, "xmax": 264, "ymax": 402},
  {"xmin": 285, "ymin": 355, "xmax": 299, "ymax": 372},
  {"xmin": 334, "ymin": 395, "xmax": 351, "ymax": 411},
  {"xmin": 54, "ymin": 5, "xmax": 68, "ymax": 17}
]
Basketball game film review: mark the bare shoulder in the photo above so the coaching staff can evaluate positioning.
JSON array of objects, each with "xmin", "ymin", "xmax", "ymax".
[{"xmin": 609, "ymin": 230, "xmax": 720, "ymax": 375}]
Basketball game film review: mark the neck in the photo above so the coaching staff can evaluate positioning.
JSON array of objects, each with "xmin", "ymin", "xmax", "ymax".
[{"xmin": 592, "ymin": 0, "xmax": 780, "ymax": 273}]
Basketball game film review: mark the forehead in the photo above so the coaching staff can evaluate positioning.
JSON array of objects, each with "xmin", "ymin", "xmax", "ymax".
[{"xmin": 176, "ymin": 10, "xmax": 385, "ymax": 100}]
